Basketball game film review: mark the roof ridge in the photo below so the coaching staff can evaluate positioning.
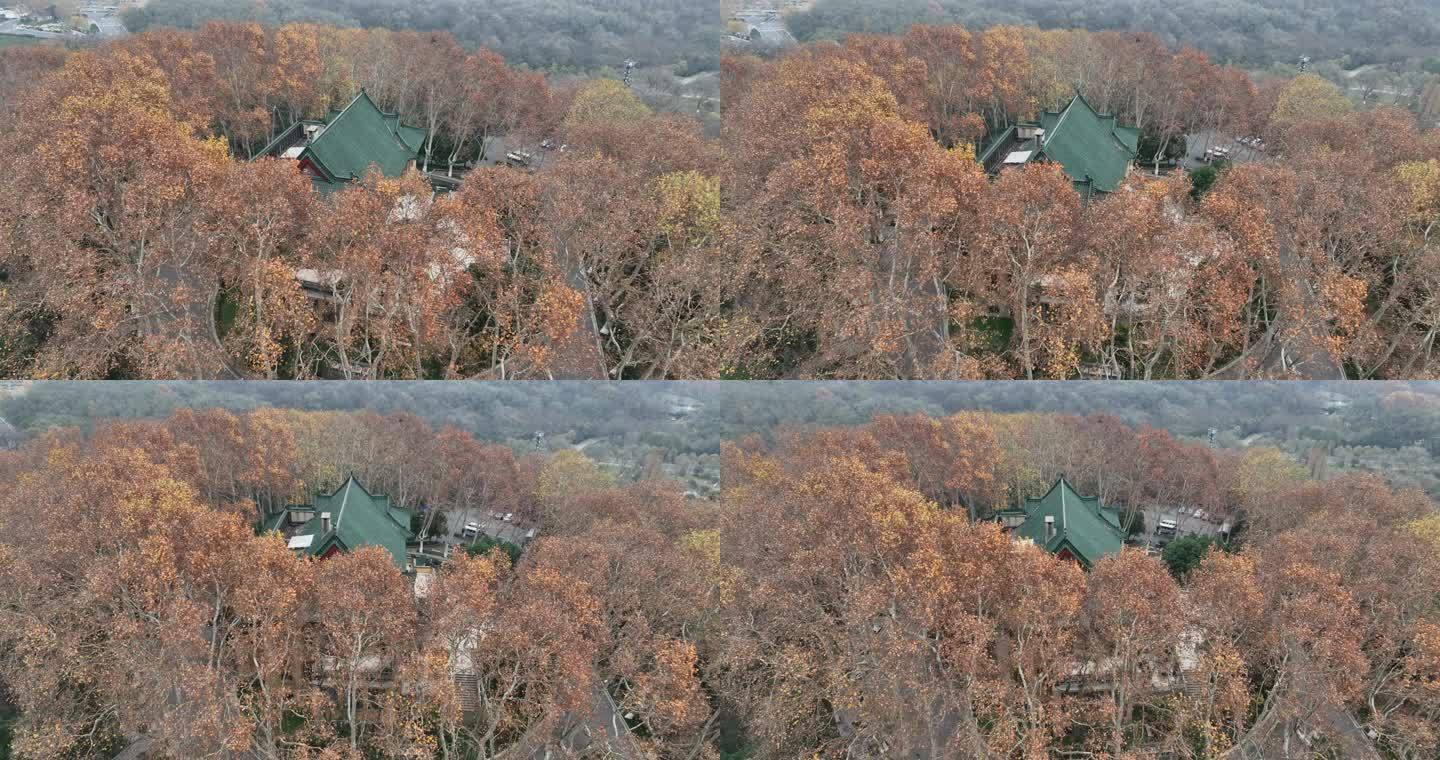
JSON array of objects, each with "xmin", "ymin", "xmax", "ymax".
[
  {"xmin": 315, "ymin": 91, "xmax": 368, "ymax": 138},
  {"xmin": 1028, "ymin": 477, "xmax": 1062, "ymax": 508},
  {"xmin": 1048, "ymin": 95, "xmax": 1081, "ymax": 139},
  {"xmin": 334, "ymin": 476, "xmax": 355, "ymax": 531},
  {"xmin": 350, "ymin": 475, "xmax": 375, "ymax": 498},
  {"xmin": 309, "ymin": 91, "xmax": 402, "ymax": 154},
  {"xmin": 1060, "ymin": 478, "xmax": 1068, "ymax": 535}
]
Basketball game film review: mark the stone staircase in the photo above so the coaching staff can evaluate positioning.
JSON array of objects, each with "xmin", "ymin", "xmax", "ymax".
[{"xmin": 455, "ymin": 672, "xmax": 480, "ymax": 712}]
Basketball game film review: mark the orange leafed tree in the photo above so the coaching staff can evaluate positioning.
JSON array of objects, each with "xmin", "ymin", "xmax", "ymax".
[
  {"xmin": 305, "ymin": 170, "xmax": 470, "ymax": 379},
  {"xmin": 966, "ymin": 162, "xmax": 1102, "ymax": 379},
  {"xmin": 0, "ymin": 50, "xmax": 230, "ymax": 378},
  {"xmin": 437, "ymin": 169, "xmax": 584, "ymax": 379}
]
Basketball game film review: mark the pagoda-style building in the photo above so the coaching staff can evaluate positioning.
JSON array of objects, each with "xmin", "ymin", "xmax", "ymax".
[
  {"xmin": 262, "ymin": 476, "xmax": 415, "ymax": 570},
  {"xmin": 254, "ymin": 90, "xmax": 428, "ymax": 194},
  {"xmin": 978, "ymin": 93, "xmax": 1141, "ymax": 199},
  {"xmin": 998, "ymin": 476, "xmax": 1126, "ymax": 568}
]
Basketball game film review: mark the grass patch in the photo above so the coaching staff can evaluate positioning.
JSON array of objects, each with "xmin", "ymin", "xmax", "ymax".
[
  {"xmin": 970, "ymin": 315, "xmax": 1014, "ymax": 354},
  {"xmin": 214, "ymin": 287, "xmax": 240, "ymax": 340},
  {"xmin": 280, "ymin": 709, "xmax": 307, "ymax": 734}
]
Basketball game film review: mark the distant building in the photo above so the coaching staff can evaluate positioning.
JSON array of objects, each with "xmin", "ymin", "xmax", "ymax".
[
  {"xmin": 998, "ymin": 476, "xmax": 1126, "ymax": 568},
  {"xmin": 725, "ymin": 9, "xmax": 796, "ymax": 50},
  {"xmin": 262, "ymin": 475, "xmax": 415, "ymax": 570},
  {"xmin": 978, "ymin": 93, "xmax": 1141, "ymax": 200},
  {"xmin": 656, "ymin": 392, "xmax": 703, "ymax": 418},
  {"xmin": 254, "ymin": 90, "xmax": 428, "ymax": 195}
]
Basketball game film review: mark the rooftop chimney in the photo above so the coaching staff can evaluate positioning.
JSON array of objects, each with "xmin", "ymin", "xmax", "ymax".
[
  {"xmin": 1044, "ymin": 515, "xmax": 1056, "ymax": 541},
  {"xmin": 321, "ymin": 511, "xmax": 332, "ymax": 535}
]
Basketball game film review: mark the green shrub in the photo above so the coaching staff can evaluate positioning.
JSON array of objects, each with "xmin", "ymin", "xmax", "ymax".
[
  {"xmin": 1162, "ymin": 535, "xmax": 1216, "ymax": 581},
  {"xmin": 467, "ymin": 535, "xmax": 521, "ymax": 564}
]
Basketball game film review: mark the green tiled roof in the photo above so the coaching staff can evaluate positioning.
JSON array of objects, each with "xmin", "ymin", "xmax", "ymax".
[
  {"xmin": 983, "ymin": 94, "xmax": 1138, "ymax": 196},
  {"xmin": 290, "ymin": 476, "xmax": 413, "ymax": 569},
  {"xmin": 1014, "ymin": 476, "xmax": 1125, "ymax": 568},
  {"xmin": 302, "ymin": 91, "xmax": 426, "ymax": 187},
  {"xmin": 1034, "ymin": 94, "xmax": 1138, "ymax": 193}
]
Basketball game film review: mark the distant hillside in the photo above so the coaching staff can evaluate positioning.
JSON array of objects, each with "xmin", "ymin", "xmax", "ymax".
[
  {"xmin": 788, "ymin": 0, "xmax": 1440, "ymax": 68},
  {"xmin": 1, "ymin": 380, "xmax": 1430, "ymax": 450},
  {"xmin": 124, "ymin": 0, "xmax": 719, "ymax": 74}
]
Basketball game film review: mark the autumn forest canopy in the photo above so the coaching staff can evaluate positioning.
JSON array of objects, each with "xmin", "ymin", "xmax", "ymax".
[
  {"xmin": 3, "ymin": 0, "xmax": 1440, "ymax": 757},
  {"xmin": 0, "ymin": 403, "xmax": 1438, "ymax": 758},
  {"xmin": 0, "ymin": 21, "xmax": 722, "ymax": 380},
  {"xmin": 722, "ymin": 23, "xmax": 1440, "ymax": 379},
  {"xmin": 0, "ymin": 16, "xmax": 1438, "ymax": 379}
]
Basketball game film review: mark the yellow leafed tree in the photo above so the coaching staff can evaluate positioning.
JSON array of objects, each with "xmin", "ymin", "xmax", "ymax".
[
  {"xmin": 564, "ymin": 78, "xmax": 651, "ymax": 130},
  {"xmin": 1271, "ymin": 73, "xmax": 1352, "ymax": 125}
]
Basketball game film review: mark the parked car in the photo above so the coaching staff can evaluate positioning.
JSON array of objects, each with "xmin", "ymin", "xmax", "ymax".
[
  {"xmin": 462, "ymin": 522, "xmax": 481, "ymax": 540},
  {"xmin": 1156, "ymin": 517, "xmax": 1178, "ymax": 536}
]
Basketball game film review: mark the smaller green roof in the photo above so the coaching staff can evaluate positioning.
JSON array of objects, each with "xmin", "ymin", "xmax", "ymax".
[
  {"xmin": 253, "ymin": 119, "xmax": 327, "ymax": 161},
  {"xmin": 978, "ymin": 124, "xmax": 1018, "ymax": 166},
  {"xmin": 382, "ymin": 112, "xmax": 428, "ymax": 153},
  {"xmin": 1113, "ymin": 125, "xmax": 1141, "ymax": 155},
  {"xmin": 1013, "ymin": 476, "xmax": 1125, "ymax": 568},
  {"xmin": 259, "ymin": 509, "xmax": 289, "ymax": 534},
  {"xmin": 289, "ymin": 476, "xmax": 413, "ymax": 569}
]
